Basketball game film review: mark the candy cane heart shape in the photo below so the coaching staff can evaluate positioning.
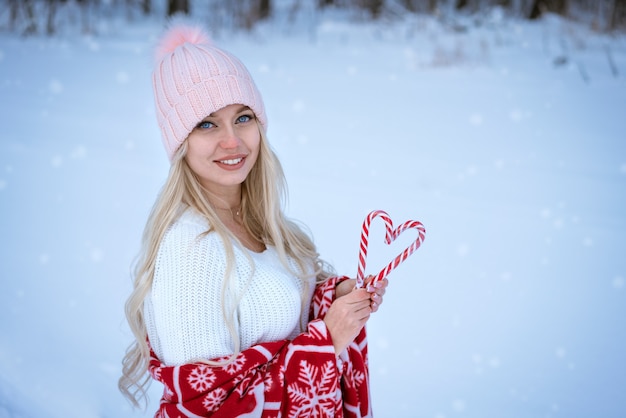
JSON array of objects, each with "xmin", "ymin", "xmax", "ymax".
[{"xmin": 355, "ymin": 210, "xmax": 426, "ymax": 288}]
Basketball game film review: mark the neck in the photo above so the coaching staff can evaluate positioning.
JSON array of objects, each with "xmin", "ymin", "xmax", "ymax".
[{"xmin": 207, "ymin": 188, "xmax": 242, "ymax": 212}]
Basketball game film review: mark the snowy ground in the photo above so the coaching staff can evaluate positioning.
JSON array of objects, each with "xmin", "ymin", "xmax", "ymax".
[{"xmin": 1, "ymin": 8, "xmax": 625, "ymax": 418}]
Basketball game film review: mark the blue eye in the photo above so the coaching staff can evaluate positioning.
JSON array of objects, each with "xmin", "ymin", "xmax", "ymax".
[
  {"xmin": 236, "ymin": 114, "xmax": 253, "ymax": 124},
  {"xmin": 197, "ymin": 121, "xmax": 215, "ymax": 130}
]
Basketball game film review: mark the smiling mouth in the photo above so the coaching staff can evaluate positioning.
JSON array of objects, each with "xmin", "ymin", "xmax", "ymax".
[{"xmin": 217, "ymin": 157, "xmax": 244, "ymax": 165}]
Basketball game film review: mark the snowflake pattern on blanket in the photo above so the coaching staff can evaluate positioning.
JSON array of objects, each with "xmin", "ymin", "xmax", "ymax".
[{"xmin": 148, "ymin": 276, "xmax": 372, "ymax": 418}]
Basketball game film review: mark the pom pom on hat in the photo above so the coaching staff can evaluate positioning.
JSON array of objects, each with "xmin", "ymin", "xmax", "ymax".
[
  {"xmin": 152, "ymin": 23, "xmax": 267, "ymax": 162},
  {"xmin": 154, "ymin": 23, "xmax": 212, "ymax": 63}
]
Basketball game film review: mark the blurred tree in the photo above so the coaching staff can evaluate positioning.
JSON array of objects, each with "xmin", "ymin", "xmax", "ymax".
[
  {"xmin": 168, "ymin": 0, "xmax": 189, "ymax": 16},
  {"xmin": 359, "ymin": 0, "xmax": 384, "ymax": 17},
  {"xmin": 8, "ymin": 0, "xmax": 20, "ymax": 32},
  {"xmin": 401, "ymin": 0, "xmax": 438, "ymax": 13},
  {"xmin": 455, "ymin": 0, "xmax": 480, "ymax": 13},
  {"xmin": 140, "ymin": 0, "xmax": 152, "ymax": 15},
  {"xmin": 401, "ymin": 0, "xmax": 418, "ymax": 12},
  {"xmin": 9, "ymin": 0, "xmax": 38, "ymax": 35},
  {"xmin": 610, "ymin": 0, "xmax": 626, "ymax": 30},
  {"xmin": 2, "ymin": 0, "xmax": 624, "ymax": 35},
  {"xmin": 259, "ymin": 0, "xmax": 271, "ymax": 19},
  {"xmin": 45, "ymin": 0, "xmax": 58, "ymax": 35},
  {"xmin": 529, "ymin": 0, "xmax": 568, "ymax": 19}
]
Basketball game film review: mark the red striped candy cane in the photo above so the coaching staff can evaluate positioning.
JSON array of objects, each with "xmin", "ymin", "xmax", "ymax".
[{"xmin": 355, "ymin": 210, "xmax": 426, "ymax": 288}]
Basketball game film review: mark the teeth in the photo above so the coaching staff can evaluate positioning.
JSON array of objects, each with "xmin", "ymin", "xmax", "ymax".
[{"xmin": 220, "ymin": 158, "xmax": 243, "ymax": 165}]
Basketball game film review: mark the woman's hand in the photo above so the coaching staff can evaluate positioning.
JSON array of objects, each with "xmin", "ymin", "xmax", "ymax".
[
  {"xmin": 323, "ymin": 289, "xmax": 372, "ymax": 355},
  {"xmin": 365, "ymin": 277, "xmax": 388, "ymax": 313},
  {"xmin": 335, "ymin": 278, "xmax": 356, "ymax": 299},
  {"xmin": 335, "ymin": 276, "xmax": 389, "ymax": 312}
]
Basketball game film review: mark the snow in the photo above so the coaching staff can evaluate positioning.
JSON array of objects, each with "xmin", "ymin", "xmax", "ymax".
[{"xmin": 1, "ymin": 8, "xmax": 626, "ymax": 418}]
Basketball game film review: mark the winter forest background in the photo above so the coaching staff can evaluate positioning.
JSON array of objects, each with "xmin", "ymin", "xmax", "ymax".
[{"xmin": 1, "ymin": 0, "xmax": 625, "ymax": 417}]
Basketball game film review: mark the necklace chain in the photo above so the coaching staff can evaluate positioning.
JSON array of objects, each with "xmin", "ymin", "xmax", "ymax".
[
  {"xmin": 214, "ymin": 205, "xmax": 264, "ymax": 252},
  {"xmin": 215, "ymin": 205, "xmax": 241, "ymax": 217}
]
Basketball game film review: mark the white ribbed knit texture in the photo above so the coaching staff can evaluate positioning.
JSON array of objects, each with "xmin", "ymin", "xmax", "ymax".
[{"xmin": 144, "ymin": 208, "xmax": 314, "ymax": 366}]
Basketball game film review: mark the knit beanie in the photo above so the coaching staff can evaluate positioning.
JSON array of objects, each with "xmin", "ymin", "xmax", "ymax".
[{"xmin": 152, "ymin": 24, "xmax": 267, "ymax": 161}]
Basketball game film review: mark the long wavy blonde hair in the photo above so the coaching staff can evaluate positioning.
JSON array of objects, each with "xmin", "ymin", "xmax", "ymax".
[{"xmin": 119, "ymin": 122, "xmax": 333, "ymax": 407}]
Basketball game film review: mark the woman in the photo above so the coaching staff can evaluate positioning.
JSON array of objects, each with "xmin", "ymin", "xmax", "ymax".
[{"xmin": 119, "ymin": 23, "xmax": 387, "ymax": 417}]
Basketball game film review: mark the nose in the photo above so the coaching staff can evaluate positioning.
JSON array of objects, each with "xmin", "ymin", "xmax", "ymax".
[{"xmin": 219, "ymin": 126, "xmax": 240, "ymax": 149}]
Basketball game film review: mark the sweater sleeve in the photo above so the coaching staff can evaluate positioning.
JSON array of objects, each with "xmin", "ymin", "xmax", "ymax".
[{"xmin": 145, "ymin": 213, "xmax": 234, "ymax": 365}]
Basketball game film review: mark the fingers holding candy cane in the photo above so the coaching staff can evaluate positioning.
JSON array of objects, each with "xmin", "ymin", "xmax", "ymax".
[
  {"xmin": 335, "ymin": 275, "xmax": 389, "ymax": 313},
  {"xmin": 365, "ymin": 276, "xmax": 388, "ymax": 313}
]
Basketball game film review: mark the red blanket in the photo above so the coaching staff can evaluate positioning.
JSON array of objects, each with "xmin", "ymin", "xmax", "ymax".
[{"xmin": 148, "ymin": 276, "xmax": 372, "ymax": 417}]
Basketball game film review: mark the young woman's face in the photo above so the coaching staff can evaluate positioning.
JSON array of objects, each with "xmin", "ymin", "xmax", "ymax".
[{"xmin": 185, "ymin": 104, "xmax": 261, "ymax": 197}]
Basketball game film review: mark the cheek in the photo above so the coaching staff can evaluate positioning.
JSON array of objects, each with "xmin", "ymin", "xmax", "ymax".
[
  {"xmin": 246, "ymin": 132, "xmax": 262, "ymax": 157},
  {"xmin": 185, "ymin": 138, "xmax": 208, "ymax": 171},
  {"xmin": 248, "ymin": 140, "xmax": 261, "ymax": 166},
  {"xmin": 187, "ymin": 135, "xmax": 212, "ymax": 158}
]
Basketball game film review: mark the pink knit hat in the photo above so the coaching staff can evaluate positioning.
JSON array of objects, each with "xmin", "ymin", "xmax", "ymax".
[{"xmin": 152, "ymin": 24, "xmax": 267, "ymax": 161}]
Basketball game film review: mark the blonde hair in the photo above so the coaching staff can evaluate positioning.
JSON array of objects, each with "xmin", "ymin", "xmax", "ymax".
[{"xmin": 118, "ymin": 122, "xmax": 333, "ymax": 407}]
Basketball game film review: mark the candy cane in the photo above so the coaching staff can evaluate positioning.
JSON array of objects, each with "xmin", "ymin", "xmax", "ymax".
[{"xmin": 355, "ymin": 210, "xmax": 426, "ymax": 288}]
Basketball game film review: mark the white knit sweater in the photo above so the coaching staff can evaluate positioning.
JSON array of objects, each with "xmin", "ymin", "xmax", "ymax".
[{"xmin": 144, "ymin": 208, "xmax": 315, "ymax": 366}]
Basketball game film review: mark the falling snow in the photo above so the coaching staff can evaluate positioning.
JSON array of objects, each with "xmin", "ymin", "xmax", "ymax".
[
  {"xmin": 1, "ymin": 7, "xmax": 625, "ymax": 418},
  {"xmin": 116, "ymin": 71, "xmax": 130, "ymax": 84}
]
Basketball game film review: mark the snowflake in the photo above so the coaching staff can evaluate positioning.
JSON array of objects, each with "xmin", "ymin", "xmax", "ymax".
[
  {"xmin": 224, "ymin": 356, "xmax": 246, "ymax": 375},
  {"xmin": 279, "ymin": 364, "xmax": 285, "ymax": 382},
  {"xmin": 264, "ymin": 374, "xmax": 274, "ymax": 394},
  {"xmin": 234, "ymin": 370, "xmax": 264, "ymax": 397},
  {"xmin": 203, "ymin": 387, "xmax": 228, "ymax": 412},
  {"xmin": 452, "ymin": 399, "xmax": 466, "ymax": 412},
  {"xmin": 231, "ymin": 372, "xmax": 245, "ymax": 387},
  {"xmin": 261, "ymin": 358, "xmax": 282, "ymax": 394},
  {"xmin": 287, "ymin": 360, "xmax": 337, "ymax": 416},
  {"xmin": 346, "ymin": 369, "xmax": 365, "ymax": 389},
  {"xmin": 342, "ymin": 360, "xmax": 365, "ymax": 389},
  {"xmin": 187, "ymin": 365, "xmax": 216, "ymax": 392}
]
